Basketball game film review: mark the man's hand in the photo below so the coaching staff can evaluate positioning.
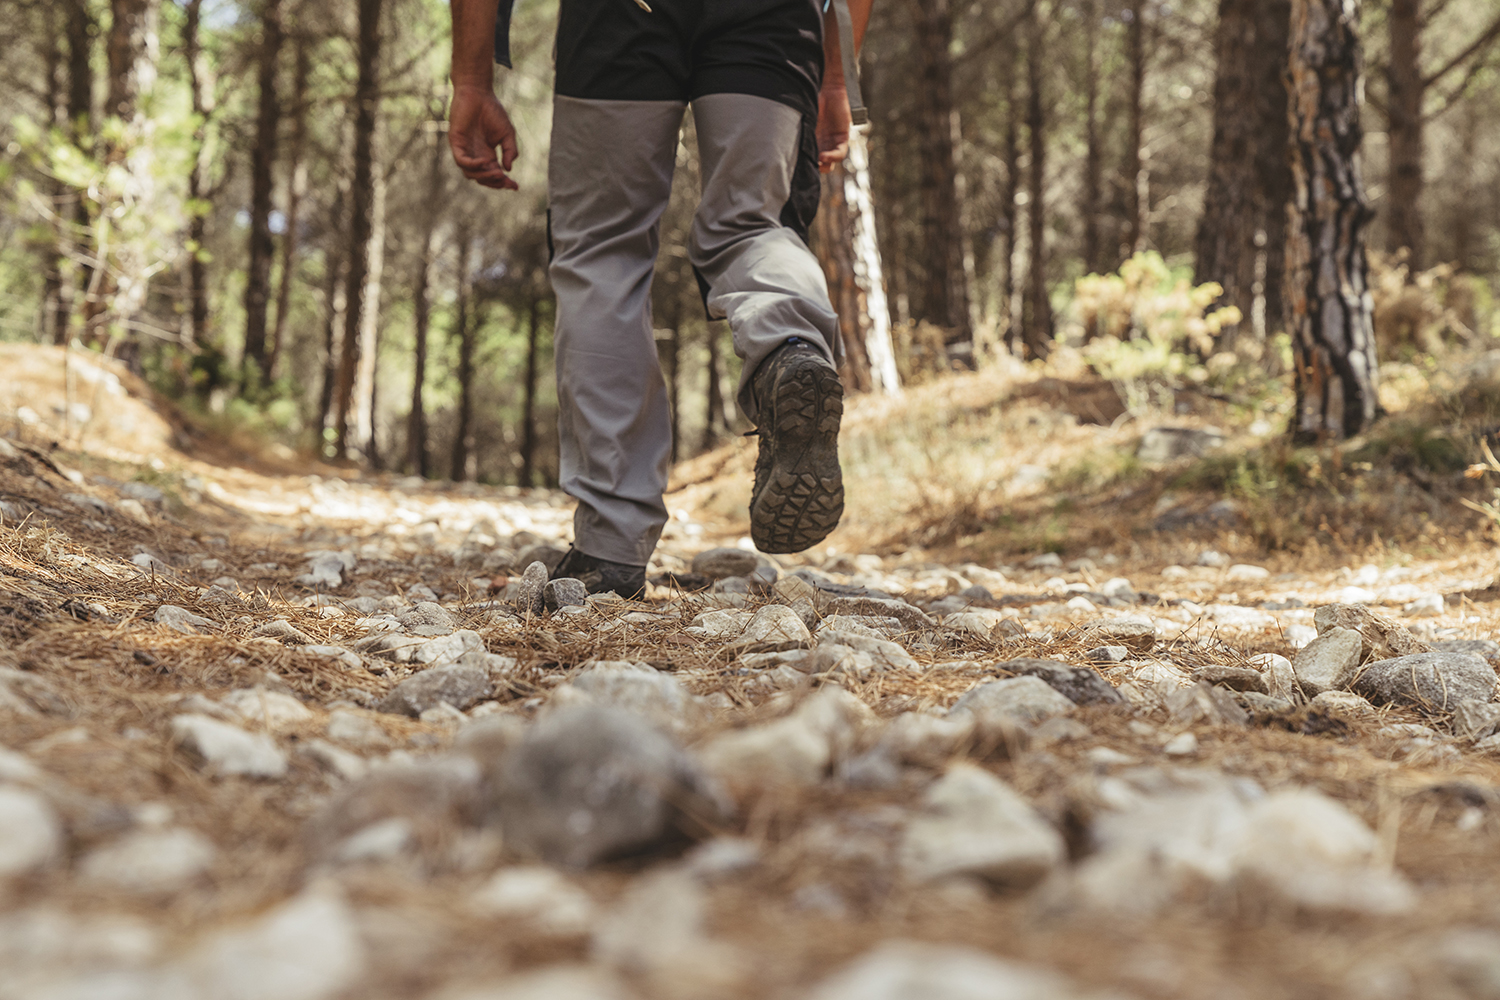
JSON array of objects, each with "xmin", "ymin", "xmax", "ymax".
[
  {"xmin": 817, "ymin": 80, "xmax": 852, "ymax": 173},
  {"xmin": 449, "ymin": 83, "xmax": 519, "ymax": 190}
]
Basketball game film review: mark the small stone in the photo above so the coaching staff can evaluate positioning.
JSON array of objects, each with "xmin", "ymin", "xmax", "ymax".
[
  {"xmin": 699, "ymin": 687, "xmax": 876, "ymax": 793},
  {"xmin": 0, "ymin": 786, "xmax": 61, "ymax": 877},
  {"xmin": 1197, "ymin": 549, "xmax": 1229, "ymax": 568},
  {"xmin": 1082, "ymin": 616, "xmax": 1156, "ymax": 653},
  {"xmin": 252, "ymin": 619, "xmax": 314, "ymax": 645},
  {"xmin": 221, "ymin": 687, "xmax": 315, "ymax": 730},
  {"xmin": 822, "ymin": 595, "xmax": 934, "ymax": 630},
  {"xmin": 1064, "ymin": 595, "xmax": 1097, "ymax": 613},
  {"xmin": 544, "ymin": 578, "xmax": 589, "ymax": 612},
  {"xmin": 734, "ymin": 604, "xmax": 813, "ymax": 647},
  {"xmin": 179, "ymin": 888, "xmax": 364, "ymax": 1000},
  {"xmin": 296, "ymin": 550, "xmax": 356, "ymax": 589},
  {"xmin": 1087, "ymin": 645, "xmax": 1129, "ymax": 663},
  {"xmin": 154, "ymin": 605, "xmax": 214, "ymax": 634},
  {"xmin": 78, "ymin": 827, "xmax": 216, "ymax": 894},
  {"xmin": 377, "ymin": 664, "xmax": 492, "ymax": 717},
  {"xmin": 1285, "ymin": 623, "xmax": 1318, "ymax": 649},
  {"xmin": 1404, "ymin": 593, "xmax": 1445, "ymax": 617},
  {"xmin": 483, "ymin": 706, "xmax": 728, "ymax": 868},
  {"xmin": 397, "ymin": 601, "xmax": 457, "ymax": 632},
  {"xmin": 1292, "ymin": 627, "xmax": 1363, "ymax": 696},
  {"xmin": 412, "ymin": 628, "xmax": 485, "ymax": 666},
  {"xmin": 1166, "ymin": 681, "xmax": 1249, "ymax": 726},
  {"xmin": 1026, "ymin": 552, "xmax": 1063, "ymax": 570},
  {"xmin": 1162, "ymin": 731, "xmax": 1198, "ymax": 755},
  {"xmin": 1248, "ymin": 652, "xmax": 1297, "ymax": 700},
  {"xmin": 470, "ymin": 866, "xmax": 596, "ymax": 935},
  {"xmin": 1434, "ymin": 638, "xmax": 1500, "ymax": 666},
  {"xmin": 1353, "ymin": 651, "xmax": 1497, "ymax": 714},
  {"xmin": 566, "ymin": 661, "xmax": 699, "ymax": 733},
  {"xmin": 1313, "ymin": 603, "xmax": 1432, "ymax": 661},
  {"xmin": 817, "ymin": 630, "xmax": 918, "ymax": 671},
  {"xmin": 689, "ymin": 608, "xmax": 754, "ymax": 637},
  {"xmin": 513, "ymin": 561, "xmax": 548, "ymax": 616},
  {"xmin": 1452, "ymin": 699, "xmax": 1500, "ymax": 741},
  {"xmin": 956, "ymin": 584, "xmax": 993, "ymax": 602},
  {"xmin": 1138, "ymin": 426, "xmax": 1225, "ymax": 463},
  {"xmin": 899, "ymin": 763, "xmax": 1065, "ymax": 888},
  {"xmin": 1226, "ymin": 564, "xmax": 1270, "ymax": 582},
  {"xmin": 1005, "ymin": 658, "xmax": 1124, "ymax": 706},
  {"xmin": 948, "ymin": 676, "xmax": 1076, "ymax": 725},
  {"xmin": 438, "ymin": 967, "xmax": 630, "ymax": 1000},
  {"xmin": 1192, "ymin": 664, "xmax": 1268, "ymax": 694},
  {"xmin": 807, "ymin": 942, "xmax": 1078, "ymax": 1000},
  {"xmin": 301, "ymin": 739, "xmax": 368, "ymax": 781},
  {"xmin": 326, "ymin": 709, "xmax": 390, "ymax": 748},
  {"xmin": 1237, "ymin": 691, "xmax": 1294, "ymax": 714},
  {"xmin": 170, "ymin": 714, "xmax": 288, "ymax": 779},
  {"xmin": 1308, "ymin": 690, "xmax": 1377, "ymax": 718},
  {"xmin": 942, "ymin": 609, "xmax": 1009, "ymax": 640},
  {"xmin": 691, "ymin": 547, "xmax": 763, "ymax": 580},
  {"xmin": 1100, "ymin": 577, "xmax": 1136, "ymax": 600}
]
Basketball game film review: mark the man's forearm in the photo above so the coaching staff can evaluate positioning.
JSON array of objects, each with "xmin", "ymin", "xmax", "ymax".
[
  {"xmin": 823, "ymin": 0, "xmax": 874, "ymax": 88},
  {"xmin": 451, "ymin": 0, "xmax": 502, "ymax": 88}
]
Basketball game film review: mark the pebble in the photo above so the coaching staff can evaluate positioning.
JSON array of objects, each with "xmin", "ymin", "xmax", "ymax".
[
  {"xmin": 170, "ymin": 714, "xmax": 289, "ymax": 779},
  {"xmin": 413, "ymin": 629, "xmax": 486, "ymax": 667},
  {"xmin": 1226, "ymin": 564, "xmax": 1270, "ymax": 582},
  {"xmin": 1284, "ymin": 623, "xmax": 1318, "ymax": 649},
  {"xmin": 1452, "ymin": 700, "xmax": 1500, "ymax": 741},
  {"xmin": 1308, "ymin": 690, "xmax": 1376, "ymax": 718},
  {"xmin": 807, "ymin": 940, "xmax": 1083, "ymax": 1000},
  {"xmin": 179, "ymin": 888, "xmax": 364, "ymax": 1000},
  {"xmin": 1162, "ymin": 732, "xmax": 1198, "ymax": 755},
  {"xmin": 701, "ymin": 687, "xmax": 875, "ymax": 792},
  {"xmin": 326, "ymin": 709, "xmax": 390, "ymax": 749},
  {"xmin": 1026, "ymin": 552, "xmax": 1064, "ymax": 569},
  {"xmin": 943, "ymin": 610, "xmax": 1009, "ymax": 639},
  {"xmin": 544, "ymin": 577, "xmax": 589, "ymax": 612},
  {"xmin": 154, "ymin": 604, "xmax": 214, "ymax": 634},
  {"xmin": 1005, "ymin": 659, "xmax": 1124, "ymax": 706},
  {"xmin": 301, "ymin": 739, "xmax": 369, "ymax": 781},
  {"xmin": 1352, "ymin": 651, "xmax": 1497, "ymax": 714},
  {"xmin": 1247, "ymin": 653, "xmax": 1296, "ymax": 700},
  {"xmin": 397, "ymin": 601, "xmax": 457, "ymax": 632},
  {"xmin": 513, "ymin": 560, "xmax": 548, "ymax": 616},
  {"xmin": 78, "ymin": 827, "xmax": 216, "ymax": 894},
  {"xmin": 439, "ymin": 966, "xmax": 632, "ymax": 1000},
  {"xmin": 296, "ymin": 550, "xmax": 356, "ymax": 589},
  {"xmin": 251, "ymin": 619, "xmax": 314, "ymax": 645},
  {"xmin": 816, "ymin": 630, "xmax": 918, "ymax": 671},
  {"xmin": 1192, "ymin": 664, "xmax": 1268, "ymax": 694},
  {"xmin": 734, "ymin": 604, "xmax": 813, "ymax": 647},
  {"xmin": 0, "ymin": 786, "xmax": 62, "ymax": 877},
  {"xmin": 1166, "ymin": 682, "xmax": 1248, "ymax": 726},
  {"xmin": 1082, "ymin": 616, "xmax": 1156, "ymax": 652},
  {"xmin": 692, "ymin": 547, "xmax": 763, "ymax": 580},
  {"xmin": 222, "ymin": 687, "xmax": 315, "ymax": 730},
  {"xmin": 485, "ymin": 705, "xmax": 727, "ymax": 868},
  {"xmin": 1086, "ymin": 645, "xmax": 1129, "ymax": 663},
  {"xmin": 1404, "ymin": 593, "xmax": 1445, "ymax": 617},
  {"xmin": 823, "ymin": 595, "xmax": 934, "ymax": 630},
  {"xmin": 1292, "ymin": 627, "xmax": 1362, "ymax": 696},
  {"xmin": 470, "ymin": 866, "xmax": 596, "ymax": 935},
  {"xmin": 948, "ymin": 676, "xmax": 1076, "ymax": 725},
  {"xmin": 1313, "ymin": 603, "xmax": 1432, "ymax": 661},
  {"xmin": 377, "ymin": 664, "xmax": 492, "ymax": 717},
  {"xmin": 565, "ymin": 661, "xmax": 699, "ymax": 733},
  {"xmin": 900, "ymin": 763, "xmax": 1065, "ymax": 887}
]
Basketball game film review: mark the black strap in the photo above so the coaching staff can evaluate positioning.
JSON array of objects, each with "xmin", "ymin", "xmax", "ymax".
[{"xmin": 493, "ymin": 0, "xmax": 516, "ymax": 67}]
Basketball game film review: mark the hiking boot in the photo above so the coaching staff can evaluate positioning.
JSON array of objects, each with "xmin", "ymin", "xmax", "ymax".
[
  {"xmin": 748, "ymin": 338, "xmax": 844, "ymax": 554},
  {"xmin": 551, "ymin": 546, "xmax": 647, "ymax": 599}
]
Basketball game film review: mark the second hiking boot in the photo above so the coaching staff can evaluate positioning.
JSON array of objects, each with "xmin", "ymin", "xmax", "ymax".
[
  {"xmin": 551, "ymin": 547, "xmax": 647, "ymax": 599},
  {"xmin": 749, "ymin": 338, "xmax": 845, "ymax": 554}
]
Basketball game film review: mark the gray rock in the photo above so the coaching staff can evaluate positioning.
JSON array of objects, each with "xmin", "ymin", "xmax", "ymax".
[
  {"xmin": 170, "ymin": 714, "xmax": 288, "ymax": 778},
  {"xmin": 377, "ymin": 664, "xmax": 492, "ymax": 717},
  {"xmin": 513, "ymin": 560, "xmax": 549, "ymax": 616},
  {"xmin": 712, "ymin": 575, "xmax": 751, "ymax": 594},
  {"xmin": 1087, "ymin": 645, "xmax": 1129, "ymax": 663},
  {"xmin": 78, "ymin": 827, "xmax": 216, "ymax": 894},
  {"xmin": 397, "ymin": 601, "xmax": 457, "ymax": 632},
  {"xmin": 1248, "ymin": 652, "xmax": 1297, "ymax": 700},
  {"xmin": 251, "ymin": 619, "xmax": 313, "ymax": 645},
  {"xmin": 957, "ymin": 584, "xmax": 992, "ymax": 602},
  {"xmin": 1193, "ymin": 664, "xmax": 1268, "ymax": 694},
  {"xmin": 699, "ymin": 687, "xmax": 876, "ymax": 792},
  {"xmin": 326, "ymin": 709, "xmax": 391, "ymax": 748},
  {"xmin": 221, "ymin": 687, "xmax": 315, "ymax": 729},
  {"xmin": 155, "ymin": 604, "xmax": 214, "ymax": 634},
  {"xmin": 1308, "ymin": 690, "xmax": 1376, "ymax": 717},
  {"xmin": 544, "ymin": 577, "xmax": 589, "ymax": 612},
  {"xmin": 121, "ymin": 481, "xmax": 166, "ymax": 504},
  {"xmin": 307, "ymin": 756, "xmax": 480, "ymax": 854},
  {"xmin": 1453, "ymin": 699, "xmax": 1500, "ymax": 741},
  {"xmin": 817, "ymin": 630, "xmax": 918, "ymax": 671},
  {"xmin": 734, "ymin": 603, "xmax": 813, "ymax": 647},
  {"xmin": 1352, "ymin": 651, "xmax": 1497, "ymax": 713},
  {"xmin": 484, "ymin": 705, "xmax": 727, "ymax": 868},
  {"xmin": 297, "ymin": 550, "xmax": 356, "ymax": 589},
  {"xmin": 806, "ymin": 941, "xmax": 1081, "ymax": 1000},
  {"xmin": 1292, "ymin": 626, "xmax": 1363, "ymax": 695},
  {"xmin": 567, "ymin": 662, "xmax": 699, "ymax": 733},
  {"xmin": 413, "ymin": 628, "xmax": 485, "ymax": 666},
  {"xmin": 949, "ymin": 676, "xmax": 1076, "ymax": 725},
  {"xmin": 1166, "ymin": 681, "xmax": 1249, "ymax": 726},
  {"xmin": 1006, "ymin": 658, "xmax": 1124, "ymax": 706},
  {"xmin": 823, "ymin": 595, "xmax": 934, "ymax": 631},
  {"xmin": 1237, "ymin": 691, "xmax": 1295, "ymax": 714},
  {"xmin": 1314, "ymin": 603, "xmax": 1431, "ymax": 661},
  {"xmin": 1026, "ymin": 552, "xmax": 1064, "ymax": 570},
  {"xmin": 0, "ymin": 786, "xmax": 62, "ymax": 877},
  {"xmin": 1434, "ymin": 638, "xmax": 1500, "ymax": 667},
  {"xmin": 1081, "ymin": 617, "xmax": 1156, "ymax": 653},
  {"xmin": 691, "ymin": 547, "xmax": 764, "ymax": 580},
  {"xmin": 1138, "ymin": 425, "xmax": 1225, "ymax": 463},
  {"xmin": 899, "ymin": 763, "xmax": 1065, "ymax": 887}
]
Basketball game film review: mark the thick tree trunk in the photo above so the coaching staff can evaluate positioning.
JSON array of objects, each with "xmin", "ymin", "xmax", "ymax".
[
  {"xmin": 449, "ymin": 233, "xmax": 475, "ymax": 482},
  {"xmin": 1021, "ymin": 10, "xmax": 1053, "ymax": 359},
  {"xmin": 1286, "ymin": 0, "xmax": 1378, "ymax": 443},
  {"xmin": 909, "ymin": 0, "xmax": 971, "ymax": 348},
  {"xmin": 1123, "ymin": 0, "xmax": 1148, "ymax": 258},
  {"xmin": 183, "ymin": 0, "xmax": 214, "ymax": 351},
  {"xmin": 1195, "ymin": 0, "xmax": 1292, "ymax": 354},
  {"xmin": 106, "ymin": 0, "xmax": 158, "ymax": 125},
  {"xmin": 816, "ymin": 160, "xmax": 872, "ymax": 393},
  {"xmin": 520, "ymin": 297, "xmax": 542, "ymax": 486},
  {"xmin": 334, "ymin": 0, "xmax": 383, "ymax": 460},
  {"xmin": 1082, "ymin": 0, "xmax": 1103, "ymax": 276},
  {"xmin": 1385, "ymin": 0, "xmax": 1424, "ymax": 269},
  {"xmin": 242, "ymin": 0, "xmax": 283, "ymax": 387},
  {"xmin": 269, "ymin": 35, "xmax": 311, "ymax": 381}
]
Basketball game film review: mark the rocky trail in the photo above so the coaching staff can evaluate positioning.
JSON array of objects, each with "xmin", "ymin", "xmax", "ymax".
[{"xmin": 7, "ymin": 431, "xmax": 1500, "ymax": 1000}]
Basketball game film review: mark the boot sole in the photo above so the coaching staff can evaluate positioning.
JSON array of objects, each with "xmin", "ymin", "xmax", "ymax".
[{"xmin": 750, "ymin": 360, "xmax": 844, "ymax": 554}]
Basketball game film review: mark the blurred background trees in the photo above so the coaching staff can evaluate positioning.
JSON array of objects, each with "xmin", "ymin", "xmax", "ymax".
[{"xmin": 1, "ymin": 0, "xmax": 1498, "ymax": 481}]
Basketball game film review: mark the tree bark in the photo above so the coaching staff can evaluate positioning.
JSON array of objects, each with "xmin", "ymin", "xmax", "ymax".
[
  {"xmin": 1286, "ymin": 0, "xmax": 1378, "ymax": 443},
  {"xmin": 908, "ymin": 0, "xmax": 971, "ymax": 349},
  {"xmin": 1195, "ymin": 0, "xmax": 1292, "ymax": 353},
  {"xmin": 242, "ymin": 0, "xmax": 283, "ymax": 387},
  {"xmin": 520, "ymin": 297, "xmax": 542, "ymax": 486},
  {"xmin": 353, "ymin": 149, "xmax": 387, "ymax": 463},
  {"xmin": 106, "ymin": 0, "xmax": 158, "ymax": 126},
  {"xmin": 1000, "ymin": 33, "xmax": 1022, "ymax": 354},
  {"xmin": 1385, "ymin": 0, "xmax": 1424, "ymax": 269},
  {"xmin": 62, "ymin": 0, "xmax": 94, "ymax": 345},
  {"xmin": 333, "ymin": 0, "xmax": 383, "ymax": 460},
  {"xmin": 183, "ymin": 0, "xmax": 214, "ymax": 351},
  {"xmin": 1081, "ymin": 0, "xmax": 1103, "ymax": 276},
  {"xmin": 408, "ymin": 120, "xmax": 445, "ymax": 480},
  {"xmin": 703, "ymin": 325, "xmax": 725, "ymax": 453},
  {"xmin": 269, "ymin": 33, "xmax": 311, "ymax": 381},
  {"xmin": 449, "ymin": 232, "xmax": 476, "ymax": 481},
  {"xmin": 1021, "ymin": 9, "xmax": 1053, "ymax": 359},
  {"xmin": 40, "ymin": 7, "xmax": 67, "ymax": 345},
  {"xmin": 1123, "ymin": 0, "xmax": 1148, "ymax": 258}
]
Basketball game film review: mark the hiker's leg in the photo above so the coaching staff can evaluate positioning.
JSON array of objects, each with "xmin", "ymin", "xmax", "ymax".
[
  {"xmin": 549, "ymin": 18, "xmax": 687, "ymax": 564},
  {"xmin": 687, "ymin": 0, "xmax": 842, "ymax": 425}
]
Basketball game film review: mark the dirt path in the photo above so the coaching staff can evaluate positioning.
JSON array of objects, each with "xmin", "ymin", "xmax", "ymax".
[{"xmin": 4, "ymin": 428, "xmax": 1500, "ymax": 1000}]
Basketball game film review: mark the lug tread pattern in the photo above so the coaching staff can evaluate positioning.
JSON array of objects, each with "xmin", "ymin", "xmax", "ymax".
[{"xmin": 749, "ymin": 355, "xmax": 845, "ymax": 554}]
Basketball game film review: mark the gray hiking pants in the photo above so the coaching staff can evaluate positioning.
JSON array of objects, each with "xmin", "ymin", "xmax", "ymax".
[{"xmin": 549, "ymin": 56, "xmax": 843, "ymax": 566}]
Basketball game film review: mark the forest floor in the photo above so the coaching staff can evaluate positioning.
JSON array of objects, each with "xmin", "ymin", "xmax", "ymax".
[{"xmin": 7, "ymin": 343, "xmax": 1500, "ymax": 999}]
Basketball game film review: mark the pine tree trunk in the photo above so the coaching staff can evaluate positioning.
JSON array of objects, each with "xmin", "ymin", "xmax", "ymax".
[
  {"xmin": 520, "ymin": 297, "xmax": 542, "ymax": 486},
  {"xmin": 63, "ymin": 0, "xmax": 94, "ymax": 344},
  {"xmin": 353, "ymin": 154, "xmax": 386, "ymax": 463},
  {"xmin": 1000, "ymin": 35, "xmax": 1021, "ymax": 354},
  {"xmin": 1195, "ymin": 0, "xmax": 1292, "ymax": 354},
  {"xmin": 106, "ymin": 0, "xmax": 158, "ymax": 125},
  {"xmin": 269, "ymin": 35, "xmax": 310, "ymax": 381},
  {"xmin": 1123, "ymin": 0, "xmax": 1148, "ymax": 258},
  {"xmin": 1022, "ymin": 10, "xmax": 1053, "ymax": 359},
  {"xmin": 40, "ymin": 8, "xmax": 67, "ymax": 345},
  {"xmin": 1385, "ymin": 0, "xmax": 1424, "ymax": 269},
  {"xmin": 815, "ymin": 158, "xmax": 872, "ymax": 393},
  {"xmin": 1082, "ymin": 0, "xmax": 1103, "ymax": 276},
  {"xmin": 1286, "ymin": 0, "xmax": 1378, "ymax": 443},
  {"xmin": 242, "ymin": 0, "xmax": 283, "ymax": 387},
  {"xmin": 449, "ymin": 232, "xmax": 475, "ymax": 481},
  {"xmin": 334, "ymin": 0, "xmax": 383, "ymax": 460},
  {"xmin": 408, "ymin": 122, "xmax": 444, "ymax": 479},
  {"xmin": 183, "ymin": 0, "xmax": 213, "ymax": 351},
  {"xmin": 909, "ymin": 0, "xmax": 971, "ymax": 348}
]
